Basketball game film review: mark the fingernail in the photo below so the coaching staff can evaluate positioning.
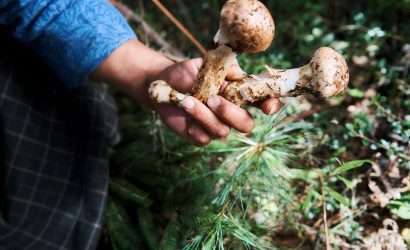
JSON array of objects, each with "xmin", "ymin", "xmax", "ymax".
[
  {"xmin": 268, "ymin": 103, "xmax": 275, "ymax": 115},
  {"xmin": 237, "ymin": 68, "xmax": 247, "ymax": 77},
  {"xmin": 220, "ymin": 126, "xmax": 230, "ymax": 137},
  {"xmin": 183, "ymin": 97, "xmax": 195, "ymax": 110},
  {"xmin": 270, "ymin": 99, "xmax": 281, "ymax": 114},
  {"xmin": 187, "ymin": 126, "xmax": 196, "ymax": 136},
  {"xmin": 207, "ymin": 96, "xmax": 221, "ymax": 110},
  {"xmin": 188, "ymin": 126, "xmax": 210, "ymax": 145},
  {"xmin": 230, "ymin": 61, "xmax": 247, "ymax": 79}
]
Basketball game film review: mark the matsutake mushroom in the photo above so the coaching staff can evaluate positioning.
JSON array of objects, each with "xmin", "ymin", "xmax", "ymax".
[
  {"xmin": 192, "ymin": 0, "xmax": 275, "ymax": 103},
  {"xmin": 148, "ymin": 0, "xmax": 349, "ymax": 107},
  {"xmin": 214, "ymin": 0, "xmax": 275, "ymax": 53},
  {"xmin": 222, "ymin": 47, "xmax": 349, "ymax": 105}
]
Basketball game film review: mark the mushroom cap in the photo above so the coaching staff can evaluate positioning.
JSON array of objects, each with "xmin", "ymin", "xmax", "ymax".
[
  {"xmin": 214, "ymin": 0, "xmax": 275, "ymax": 53},
  {"xmin": 309, "ymin": 47, "xmax": 349, "ymax": 97}
]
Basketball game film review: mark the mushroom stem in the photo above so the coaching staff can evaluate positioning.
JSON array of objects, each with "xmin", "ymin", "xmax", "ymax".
[
  {"xmin": 193, "ymin": 45, "xmax": 236, "ymax": 102},
  {"xmin": 149, "ymin": 47, "xmax": 349, "ymax": 106},
  {"xmin": 222, "ymin": 67, "xmax": 310, "ymax": 105}
]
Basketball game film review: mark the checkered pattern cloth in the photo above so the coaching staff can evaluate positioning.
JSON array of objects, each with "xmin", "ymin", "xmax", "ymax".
[{"xmin": 0, "ymin": 35, "xmax": 119, "ymax": 249}]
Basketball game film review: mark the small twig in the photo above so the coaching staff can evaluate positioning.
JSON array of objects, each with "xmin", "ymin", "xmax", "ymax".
[
  {"xmin": 112, "ymin": 1, "xmax": 185, "ymax": 59},
  {"xmin": 318, "ymin": 171, "xmax": 331, "ymax": 250},
  {"xmin": 137, "ymin": 0, "xmax": 149, "ymax": 45},
  {"xmin": 151, "ymin": 0, "xmax": 207, "ymax": 56}
]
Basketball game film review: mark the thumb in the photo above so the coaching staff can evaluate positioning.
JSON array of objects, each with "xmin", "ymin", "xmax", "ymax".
[
  {"xmin": 160, "ymin": 58, "xmax": 203, "ymax": 93},
  {"xmin": 226, "ymin": 57, "xmax": 247, "ymax": 81}
]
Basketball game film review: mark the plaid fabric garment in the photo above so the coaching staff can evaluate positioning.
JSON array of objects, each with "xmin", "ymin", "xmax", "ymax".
[{"xmin": 0, "ymin": 37, "xmax": 119, "ymax": 250}]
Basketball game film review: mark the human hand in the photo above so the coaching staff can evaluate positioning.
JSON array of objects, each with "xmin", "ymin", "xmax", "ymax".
[
  {"xmin": 91, "ymin": 39, "xmax": 279, "ymax": 145},
  {"xmin": 153, "ymin": 58, "xmax": 281, "ymax": 145}
]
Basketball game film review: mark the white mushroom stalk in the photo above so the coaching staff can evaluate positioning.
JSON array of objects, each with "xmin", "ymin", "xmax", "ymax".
[{"xmin": 149, "ymin": 47, "xmax": 349, "ymax": 106}]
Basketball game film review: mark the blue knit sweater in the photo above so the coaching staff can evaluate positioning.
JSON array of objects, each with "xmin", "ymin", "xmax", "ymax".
[{"xmin": 0, "ymin": 0, "xmax": 136, "ymax": 87}]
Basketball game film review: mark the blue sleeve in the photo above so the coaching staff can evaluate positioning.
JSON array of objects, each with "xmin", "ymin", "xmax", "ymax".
[{"xmin": 0, "ymin": 0, "xmax": 137, "ymax": 88}]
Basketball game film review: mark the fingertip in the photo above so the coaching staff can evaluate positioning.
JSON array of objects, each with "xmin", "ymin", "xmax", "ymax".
[
  {"xmin": 261, "ymin": 98, "xmax": 281, "ymax": 115},
  {"xmin": 187, "ymin": 124, "xmax": 211, "ymax": 146},
  {"xmin": 226, "ymin": 58, "xmax": 246, "ymax": 81},
  {"xmin": 165, "ymin": 58, "xmax": 203, "ymax": 93},
  {"xmin": 182, "ymin": 96, "xmax": 196, "ymax": 111},
  {"xmin": 207, "ymin": 95, "xmax": 222, "ymax": 111},
  {"xmin": 182, "ymin": 96, "xmax": 231, "ymax": 139},
  {"xmin": 209, "ymin": 96, "xmax": 254, "ymax": 133},
  {"xmin": 219, "ymin": 126, "xmax": 231, "ymax": 138},
  {"xmin": 196, "ymin": 137, "xmax": 211, "ymax": 146},
  {"xmin": 226, "ymin": 67, "xmax": 247, "ymax": 81},
  {"xmin": 242, "ymin": 117, "xmax": 254, "ymax": 133},
  {"xmin": 188, "ymin": 58, "xmax": 204, "ymax": 70}
]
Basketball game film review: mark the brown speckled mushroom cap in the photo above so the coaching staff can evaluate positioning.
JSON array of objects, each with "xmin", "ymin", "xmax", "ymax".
[
  {"xmin": 309, "ymin": 47, "xmax": 349, "ymax": 97},
  {"xmin": 214, "ymin": 0, "xmax": 275, "ymax": 53}
]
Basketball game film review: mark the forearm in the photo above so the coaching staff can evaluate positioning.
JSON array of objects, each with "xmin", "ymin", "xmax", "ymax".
[
  {"xmin": 91, "ymin": 39, "xmax": 174, "ymax": 107},
  {"xmin": 0, "ymin": 0, "xmax": 137, "ymax": 87}
]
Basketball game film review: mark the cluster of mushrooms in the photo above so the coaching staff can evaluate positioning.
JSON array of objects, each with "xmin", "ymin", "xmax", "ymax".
[{"xmin": 149, "ymin": 0, "xmax": 349, "ymax": 107}]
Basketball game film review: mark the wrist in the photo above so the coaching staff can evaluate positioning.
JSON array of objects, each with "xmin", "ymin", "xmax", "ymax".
[{"xmin": 91, "ymin": 39, "xmax": 174, "ymax": 107}]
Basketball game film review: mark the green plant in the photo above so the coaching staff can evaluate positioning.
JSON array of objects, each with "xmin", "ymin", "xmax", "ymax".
[
  {"xmin": 102, "ymin": 1, "xmax": 410, "ymax": 249},
  {"xmin": 182, "ymin": 107, "xmax": 312, "ymax": 249}
]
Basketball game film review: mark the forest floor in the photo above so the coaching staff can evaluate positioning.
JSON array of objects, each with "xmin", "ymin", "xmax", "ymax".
[{"xmin": 101, "ymin": 1, "xmax": 410, "ymax": 249}]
